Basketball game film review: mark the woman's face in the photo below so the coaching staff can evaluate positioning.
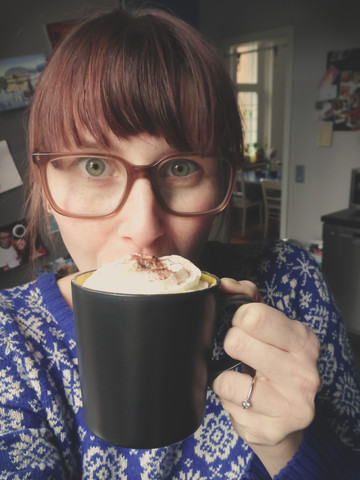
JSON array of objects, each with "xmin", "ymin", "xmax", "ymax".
[{"xmin": 50, "ymin": 134, "xmax": 216, "ymax": 272}]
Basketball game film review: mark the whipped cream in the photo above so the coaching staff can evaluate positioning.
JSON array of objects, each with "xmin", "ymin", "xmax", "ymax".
[{"xmin": 83, "ymin": 254, "xmax": 209, "ymax": 294}]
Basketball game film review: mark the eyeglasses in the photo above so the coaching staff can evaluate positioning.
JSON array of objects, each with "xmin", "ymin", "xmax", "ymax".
[{"xmin": 32, "ymin": 152, "xmax": 238, "ymax": 218}]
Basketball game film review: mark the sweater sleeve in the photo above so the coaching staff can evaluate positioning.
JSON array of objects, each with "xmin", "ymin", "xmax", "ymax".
[
  {"xmin": 252, "ymin": 241, "xmax": 360, "ymax": 479},
  {"xmin": 0, "ymin": 332, "xmax": 66, "ymax": 478},
  {"xmin": 0, "ymin": 279, "xmax": 72, "ymax": 478},
  {"xmin": 206, "ymin": 241, "xmax": 360, "ymax": 479},
  {"xmin": 243, "ymin": 415, "xmax": 360, "ymax": 480},
  {"xmin": 273, "ymin": 415, "xmax": 360, "ymax": 479}
]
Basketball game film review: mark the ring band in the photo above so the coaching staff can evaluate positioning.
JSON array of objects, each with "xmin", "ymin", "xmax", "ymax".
[{"xmin": 242, "ymin": 376, "xmax": 256, "ymax": 409}]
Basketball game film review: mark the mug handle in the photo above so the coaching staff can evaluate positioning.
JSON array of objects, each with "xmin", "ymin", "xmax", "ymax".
[{"xmin": 207, "ymin": 294, "xmax": 253, "ymax": 384}]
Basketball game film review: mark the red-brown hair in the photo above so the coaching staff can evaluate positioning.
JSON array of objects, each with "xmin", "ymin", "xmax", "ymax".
[{"xmin": 26, "ymin": 6, "xmax": 243, "ymax": 247}]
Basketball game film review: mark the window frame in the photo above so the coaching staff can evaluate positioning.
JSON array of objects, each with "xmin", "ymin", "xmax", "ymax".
[{"xmin": 229, "ymin": 42, "xmax": 274, "ymax": 158}]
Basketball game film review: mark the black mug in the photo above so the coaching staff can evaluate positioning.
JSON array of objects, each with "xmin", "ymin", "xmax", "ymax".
[{"xmin": 71, "ymin": 271, "xmax": 251, "ymax": 449}]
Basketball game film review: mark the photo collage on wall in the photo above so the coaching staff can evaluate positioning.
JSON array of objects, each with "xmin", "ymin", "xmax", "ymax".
[
  {"xmin": 317, "ymin": 48, "xmax": 360, "ymax": 131},
  {"xmin": 0, "ymin": 220, "xmax": 47, "ymax": 272}
]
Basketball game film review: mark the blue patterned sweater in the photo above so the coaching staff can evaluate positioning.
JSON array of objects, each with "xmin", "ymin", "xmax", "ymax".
[{"xmin": 0, "ymin": 240, "xmax": 359, "ymax": 479}]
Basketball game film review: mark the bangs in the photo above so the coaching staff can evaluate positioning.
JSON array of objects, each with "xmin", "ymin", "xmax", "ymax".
[{"xmin": 29, "ymin": 9, "xmax": 242, "ymax": 159}]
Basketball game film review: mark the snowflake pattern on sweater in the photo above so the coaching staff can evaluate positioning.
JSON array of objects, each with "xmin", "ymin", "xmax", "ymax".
[{"xmin": 0, "ymin": 241, "xmax": 359, "ymax": 479}]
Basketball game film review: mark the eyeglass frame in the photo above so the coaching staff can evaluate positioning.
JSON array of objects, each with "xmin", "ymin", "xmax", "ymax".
[{"xmin": 32, "ymin": 151, "xmax": 239, "ymax": 219}]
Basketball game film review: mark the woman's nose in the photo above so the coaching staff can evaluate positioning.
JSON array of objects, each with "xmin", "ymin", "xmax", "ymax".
[{"xmin": 115, "ymin": 178, "xmax": 165, "ymax": 249}]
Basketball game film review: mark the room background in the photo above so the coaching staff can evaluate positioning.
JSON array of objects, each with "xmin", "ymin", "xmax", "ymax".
[
  {"xmin": 199, "ymin": 0, "xmax": 360, "ymax": 245},
  {"xmin": 1, "ymin": 0, "xmax": 360, "ymax": 287}
]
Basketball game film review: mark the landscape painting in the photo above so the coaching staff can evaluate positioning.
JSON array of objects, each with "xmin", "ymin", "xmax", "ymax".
[{"xmin": 0, "ymin": 54, "xmax": 46, "ymax": 112}]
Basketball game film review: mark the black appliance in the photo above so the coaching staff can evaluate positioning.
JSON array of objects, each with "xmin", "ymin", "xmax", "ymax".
[
  {"xmin": 350, "ymin": 167, "xmax": 360, "ymax": 209},
  {"xmin": 321, "ymin": 169, "xmax": 360, "ymax": 336}
]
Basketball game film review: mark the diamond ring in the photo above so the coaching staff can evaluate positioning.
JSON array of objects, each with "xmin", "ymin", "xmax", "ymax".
[{"xmin": 241, "ymin": 375, "xmax": 256, "ymax": 409}]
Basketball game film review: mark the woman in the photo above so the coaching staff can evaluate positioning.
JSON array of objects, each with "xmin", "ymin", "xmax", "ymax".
[{"xmin": 0, "ymin": 7, "xmax": 359, "ymax": 479}]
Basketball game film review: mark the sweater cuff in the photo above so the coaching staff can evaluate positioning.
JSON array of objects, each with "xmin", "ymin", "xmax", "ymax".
[
  {"xmin": 274, "ymin": 416, "xmax": 360, "ymax": 480},
  {"xmin": 243, "ymin": 416, "xmax": 359, "ymax": 479},
  {"xmin": 244, "ymin": 454, "xmax": 271, "ymax": 479}
]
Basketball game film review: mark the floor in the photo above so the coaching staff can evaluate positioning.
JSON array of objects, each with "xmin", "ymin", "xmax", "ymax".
[
  {"xmin": 230, "ymin": 218, "xmax": 360, "ymax": 382},
  {"xmin": 229, "ymin": 215, "xmax": 279, "ymax": 244}
]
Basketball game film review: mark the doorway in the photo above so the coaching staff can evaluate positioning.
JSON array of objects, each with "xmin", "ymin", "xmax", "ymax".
[{"xmin": 223, "ymin": 27, "xmax": 294, "ymax": 242}]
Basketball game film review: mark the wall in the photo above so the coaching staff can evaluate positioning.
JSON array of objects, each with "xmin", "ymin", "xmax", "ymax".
[{"xmin": 199, "ymin": 0, "xmax": 360, "ymax": 245}]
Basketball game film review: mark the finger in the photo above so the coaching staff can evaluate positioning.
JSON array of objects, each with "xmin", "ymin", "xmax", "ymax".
[
  {"xmin": 213, "ymin": 370, "xmax": 305, "ymax": 420},
  {"xmin": 220, "ymin": 278, "xmax": 263, "ymax": 302},
  {"xmin": 221, "ymin": 400, "xmax": 308, "ymax": 447},
  {"xmin": 213, "ymin": 370, "xmax": 257, "ymax": 408},
  {"xmin": 224, "ymin": 327, "xmax": 292, "ymax": 378},
  {"xmin": 232, "ymin": 302, "xmax": 320, "ymax": 359},
  {"xmin": 224, "ymin": 326, "xmax": 321, "ymax": 395},
  {"xmin": 223, "ymin": 404, "xmax": 283, "ymax": 446}
]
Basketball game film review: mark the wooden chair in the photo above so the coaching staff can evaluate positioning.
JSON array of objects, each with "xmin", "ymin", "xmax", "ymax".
[
  {"xmin": 231, "ymin": 169, "xmax": 263, "ymax": 236},
  {"xmin": 260, "ymin": 179, "xmax": 281, "ymax": 239}
]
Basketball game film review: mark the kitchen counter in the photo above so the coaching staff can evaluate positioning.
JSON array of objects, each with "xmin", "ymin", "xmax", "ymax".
[{"xmin": 321, "ymin": 208, "xmax": 360, "ymax": 229}]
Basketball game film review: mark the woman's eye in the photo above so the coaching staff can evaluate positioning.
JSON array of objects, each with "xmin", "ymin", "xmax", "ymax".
[
  {"xmin": 168, "ymin": 160, "xmax": 198, "ymax": 177},
  {"xmin": 79, "ymin": 158, "xmax": 108, "ymax": 177}
]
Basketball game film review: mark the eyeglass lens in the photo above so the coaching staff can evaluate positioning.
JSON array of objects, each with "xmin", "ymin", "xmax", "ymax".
[{"xmin": 45, "ymin": 155, "xmax": 233, "ymax": 216}]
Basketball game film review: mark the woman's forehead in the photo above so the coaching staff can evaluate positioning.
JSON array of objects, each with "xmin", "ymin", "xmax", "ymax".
[
  {"xmin": 56, "ymin": 130, "xmax": 171, "ymax": 154},
  {"xmin": 75, "ymin": 133, "xmax": 170, "ymax": 152}
]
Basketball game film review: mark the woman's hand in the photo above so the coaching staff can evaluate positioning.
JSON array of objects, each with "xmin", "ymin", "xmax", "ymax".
[{"xmin": 212, "ymin": 278, "xmax": 321, "ymax": 478}]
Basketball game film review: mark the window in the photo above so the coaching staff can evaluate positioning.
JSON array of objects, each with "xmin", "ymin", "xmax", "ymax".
[
  {"xmin": 230, "ymin": 42, "xmax": 275, "ymax": 161},
  {"xmin": 234, "ymin": 44, "xmax": 259, "ymax": 156}
]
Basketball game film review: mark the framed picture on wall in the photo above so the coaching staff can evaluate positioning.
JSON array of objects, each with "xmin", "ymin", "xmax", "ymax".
[
  {"xmin": 0, "ymin": 219, "xmax": 47, "ymax": 272},
  {"xmin": 0, "ymin": 54, "xmax": 46, "ymax": 112}
]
